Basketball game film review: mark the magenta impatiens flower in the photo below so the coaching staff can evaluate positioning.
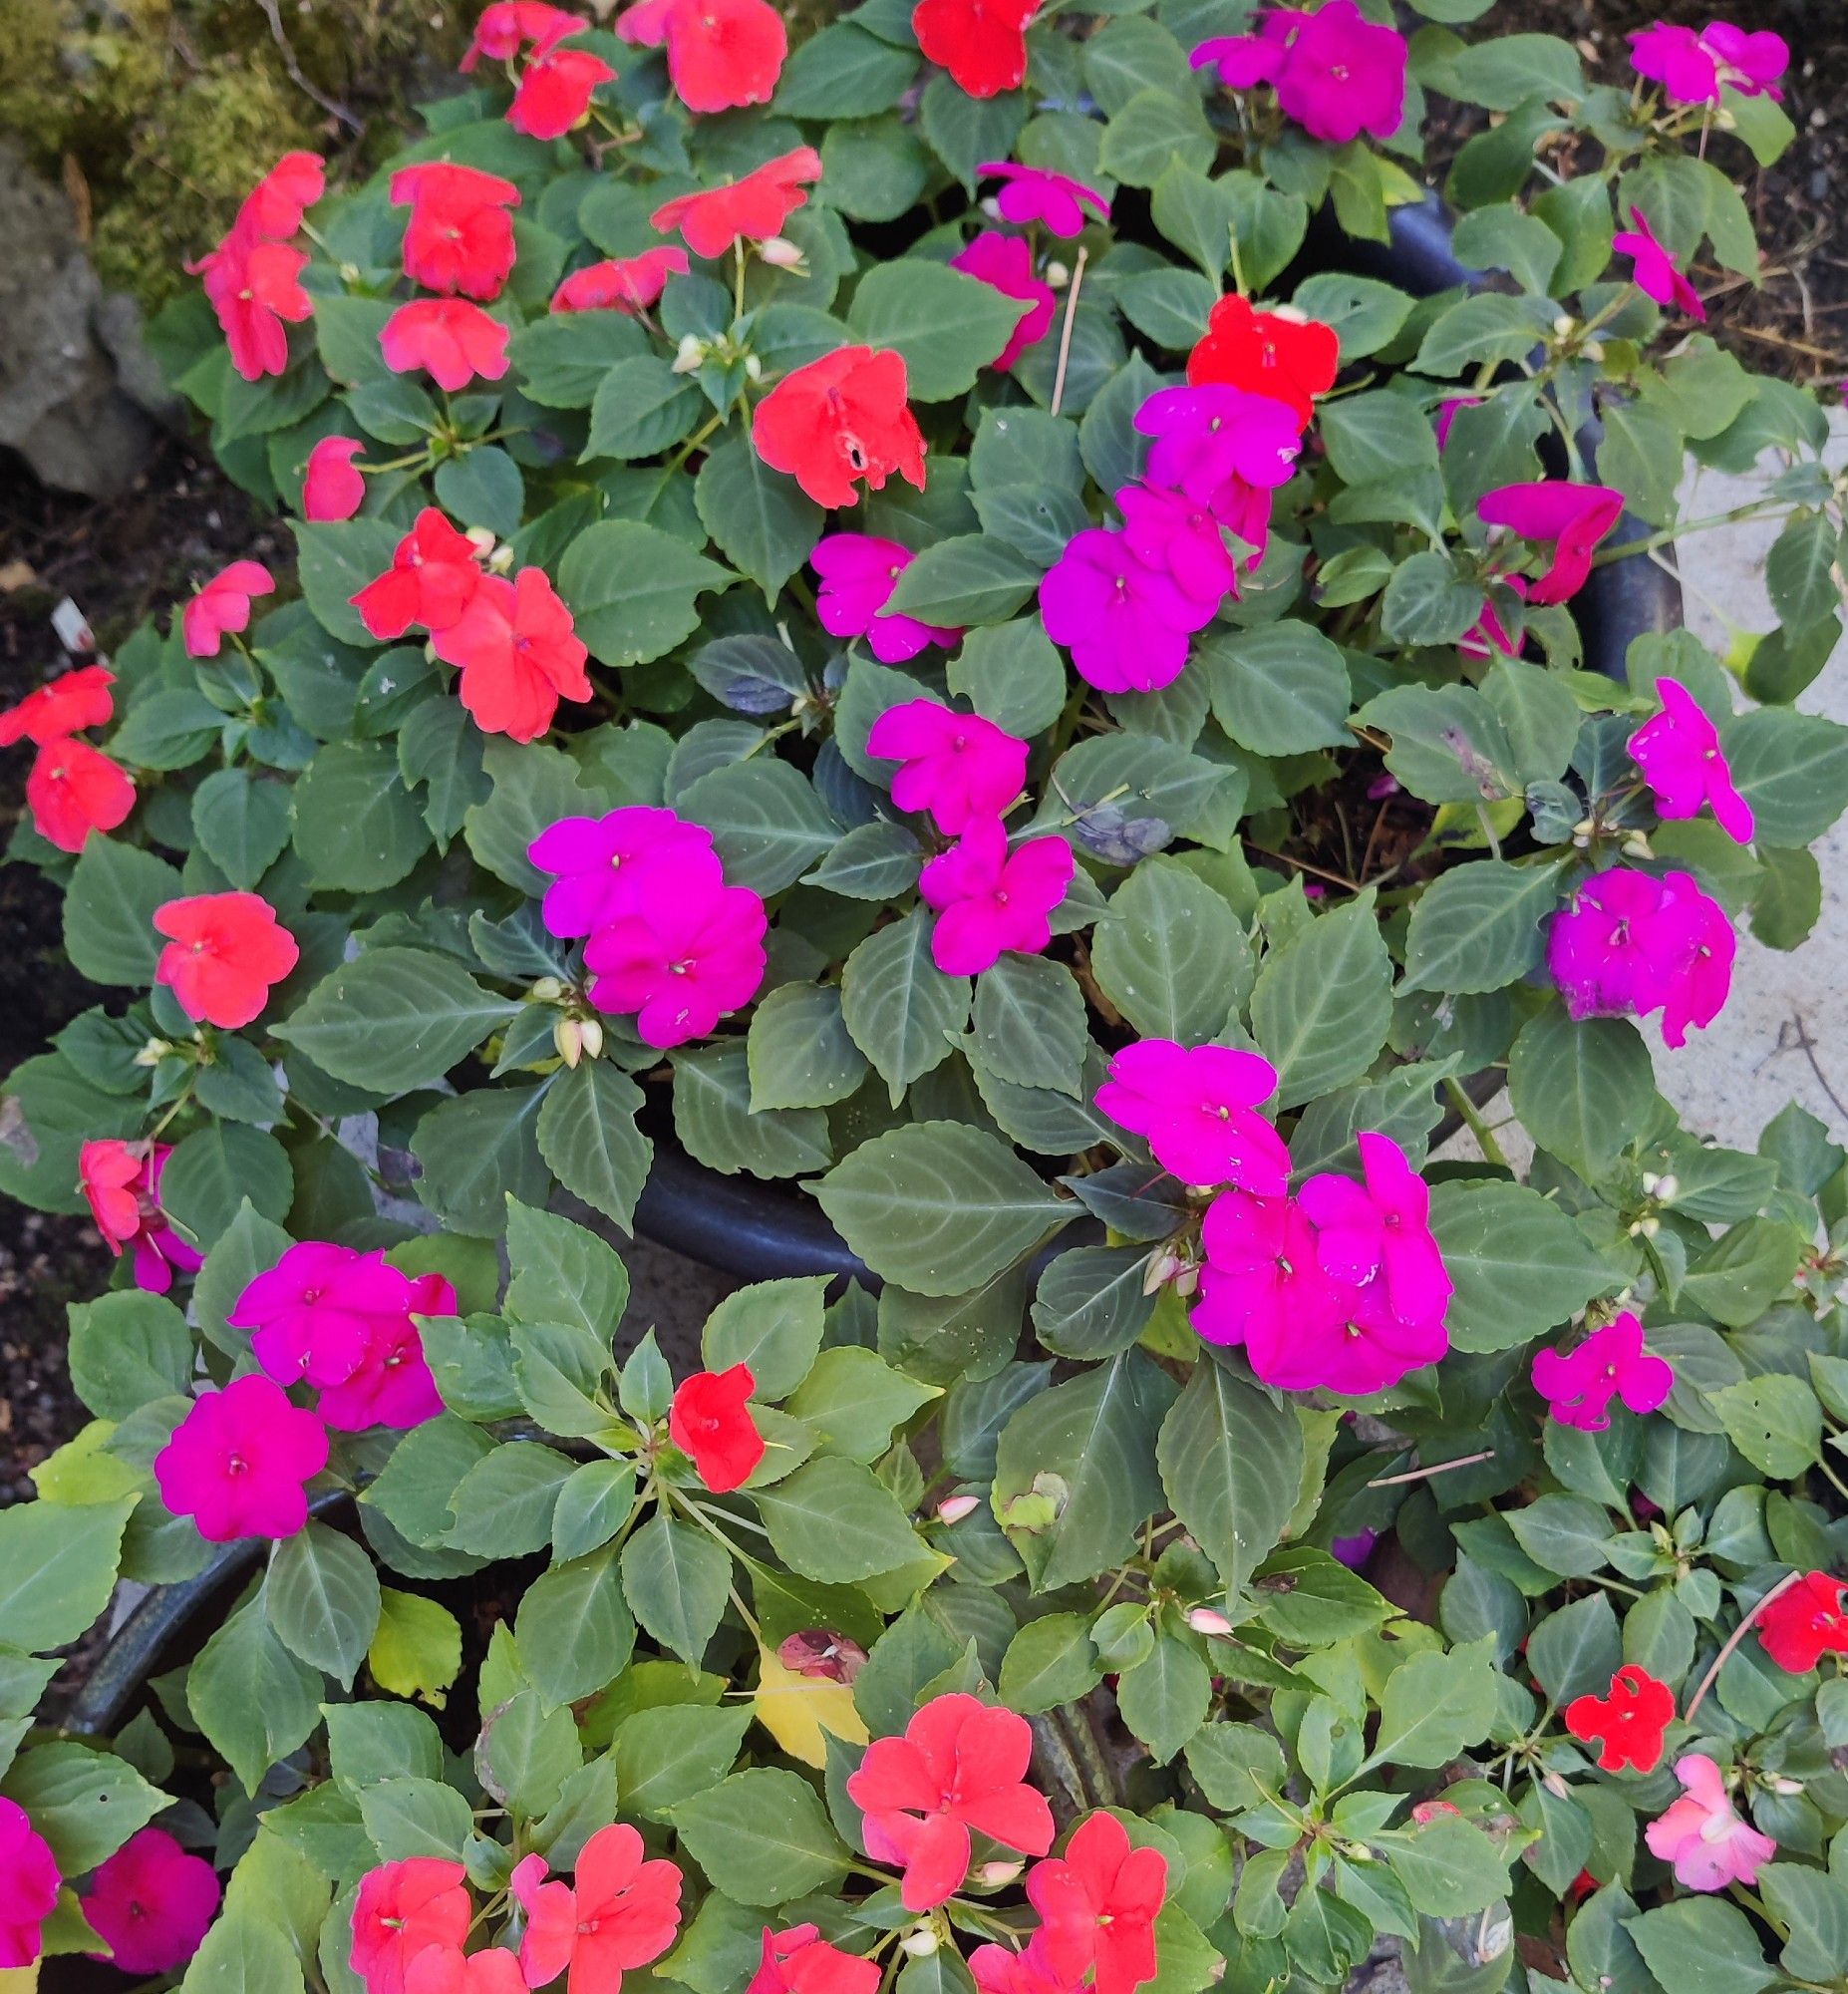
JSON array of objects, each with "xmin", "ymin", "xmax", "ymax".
[
  {"xmin": 1531, "ymin": 1313, "xmax": 1674, "ymax": 1432},
  {"xmin": 1630, "ymin": 19, "xmax": 1788, "ymax": 104},
  {"xmin": 1193, "ymin": 1, "xmax": 1408, "ymax": 146},
  {"xmin": 1458, "ymin": 576, "xmax": 1527, "ymax": 663},
  {"xmin": 1094, "ymin": 1040, "xmax": 1289, "ymax": 1194},
  {"xmin": 1628, "ymin": 676, "xmax": 1754, "ymax": 842},
  {"xmin": 866, "ymin": 699, "xmax": 1029, "ymax": 834},
  {"xmin": 584, "ymin": 867, "xmax": 769, "ymax": 1046},
  {"xmin": 1116, "ymin": 484, "xmax": 1240, "ymax": 611},
  {"xmin": 1193, "ymin": 1190, "xmax": 1346, "ymax": 1365},
  {"xmin": 529, "ymin": 807, "xmax": 722, "ymax": 938},
  {"xmin": 978, "ymin": 162, "xmax": 1110, "ymax": 238},
  {"xmin": 949, "ymin": 231, "xmax": 1055, "ymax": 373},
  {"xmin": 918, "ymin": 818, "xmax": 1074, "ymax": 976},
  {"xmin": 1134, "ymin": 385, "xmax": 1302, "ymax": 508},
  {"xmin": 1296, "ymin": 1133, "xmax": 1454, "ymax": 1336},
  {"xmin": 154, "ymin": 1374, "xmax": 328, "ymax": 1541},
  {"xmin": 318, "ymin": 1269, "xmax": 454, "ymax": 1433},
  {"xmin": 83, "ymin": 1828, "xmax": 221, "ymax": 1976},
  {"xmin": 1548, "ymin": 866, "xmax": 1735, "ymax": 1050},
  {"xmin": 1040, "ymin": 528, "xmax": 1208, "ymax": 693},
  {"xmin": 811, "ymin": 536, "xmax": 961, "ymax": 664},
  {"xmin": 1477, "ymin": 483, "xmax": 1626, "ymax": 605},
  {"xmin": 1614, "ymin": 206, "xmax": 1706, "ymax": 320},
  {"xmin": 0, "ymin": 1801, "xmax": 60, "ymax": 1970},
  {"xmin": 1645, "ymin": 1756, "xmax": 1776, "ymax": 1890}
]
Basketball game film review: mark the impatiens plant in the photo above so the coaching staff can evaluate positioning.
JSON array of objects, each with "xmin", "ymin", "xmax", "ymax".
[{"xmin": 7, "ymin": 2, "xmax": 1848, "ymax": 1990}]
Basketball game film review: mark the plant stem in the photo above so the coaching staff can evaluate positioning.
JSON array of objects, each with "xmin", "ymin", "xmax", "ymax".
[{"xmin": 1443, "ymin": 1078, "xmax": 1509, "ymax": 1170}]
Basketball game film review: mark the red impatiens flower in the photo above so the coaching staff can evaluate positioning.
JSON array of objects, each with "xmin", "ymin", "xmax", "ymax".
[
  {"xmin": 462, "ymin": 0, "xmax": 584, "ymax": 68},
  {"xmin": 510, "ymin": 1826, "xmax": 683, "ymax": 1993},
  {"xmin": 0, "ymin": 664, "xmax": 116, "ymax": 746},
  {"xmin": 846, "ymin": 1694, "xmax": 1056, "ymax": 1911},
  {"xmin": 182, "ymin": 561, "xmax": 275, "ymax": 658},
  {"xmin": 1757, "ymin": 1570, "xmax": 1848, "ymax": 1674},
  {"xmin": 510, "ymin": 45, "xmax": 619, "ymax": 138},
  {"xmin": 429, "ymin": 567, "xmax": 592, "ymax": 743},
  {"xmin": 753, "ymin": 345, "xmax": 926, "ymax": 510},
  {"xmin": 25, "ymin": 737, "xmax": 136, "ymax": 852},
  {"xmin": 235, "ymin": 151, "xmax": 326, "ymax": 237},
  {"xmin": 79, "ymin": 1140, "xmax": 201, "ymax": 1294},
  {"xmin": 913, "ymin": 0, "xmax": 1038, "ymax": 99},
  {"xmin": 351, "ymin": 1859, "xmax": 472, "ymax": 1994},
  {"xmin": 153, "ymin": 891, "xmax": 300, "ymax": 1030},
  {"xmin": 618, "ymin": 0, "xmax": 786, "ymax": 112},
  {"xmin": 1564, "ymin": 1664, "xmax": 1675, "ymax": 1774},
  {"xmin": 381, "ymin": 298, "xmax": 512, "ymax": 392},
  {"xmin": 552, "ymin": 247, "xmax": 690, "ymax": 314},
  {"xmin": 190, "ymin": 224, "xmax": 313, "ymax": 381},
  {"xmin": 1186, "ymin": 294, "xmax": 1340, "ymax": 430},
  {"xmin": 668, "ymin": 1364, "xmax": 766, "ymax": 1492},
  {"xmin": 649, "ymin": 147, "xmax": 823, "ymax": 260},
  {"xmin": 750, "ymin": 1925, "xmax": 881, "ymax": 1994},
  {"xmin": 1028, "ymin": 1813, "xmax": 1167, "ymax": 1994},
  {"xmin": 390, "ymin": 163, "xmax": 521, "ymax": 300},
  {"xmin": 350, "ymin": 508, "xmax": 487, "ymax": 640},
  {"xmin": 303, "ymin": 437, "xmax": 367, "ymax": 521}
]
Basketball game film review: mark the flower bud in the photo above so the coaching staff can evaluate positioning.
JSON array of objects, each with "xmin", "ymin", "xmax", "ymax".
[
  {"xmin": 1621, "ymin": 830, "xmax": 1655, "ymax": 859},
  {"xmin": 555, "ymin": 1015, "xmax": 584, "ymax": 1069},
  {"xmin": 133, "ymin": 1038, "xmax": 171, "ymax": 1068},
  {"xmin": 1652, "ymin": 1173, "xmax": 1678, "ymax": 1204},
  {"xmin": 902, "ymin": 1930, "xmax": 940, "ymax": 1959},
  {"xmin": 979, "ymin": 196, "xmax": 1003, "ymax": 222},
  {"xmin": 1543, "ymin": 1771, "xmax": 1571, "ymax": 1800},
  {"xmin": 975, "ymin": 1859, "xmax": 1024, "ymax": 1886},
  {"xmin": 1769, "ymin": 1777, "xmax": 1805, "ymax": 1796},
  {"xmin": 1172, "ymin": 1264, "xmax": 1199, "ymax": 1299},
  {"xmin": 1187, "ymin": 1606, "xmax": 1234, "ymax": 1636},
  {"xmin": 936, "ymin": 1494, "xmax": 981, "ymax": 1525},
  {"xmin": 745, "ymin": 353, "xmax": 764, "ymax": 382},
  {"xmin": 759, "ymin": 235, "xmax": 806, "ymax": 269},
  {"xmin": 576, "ymin": 1015, "xmax": 604, "ymax": 1062},
  {"xmin": 487, "ymin": 539, "xmax": 516, "ymax": 574},
  {"xmin": 1583, "ymin": 340, "xmax": 1606, "ymax": 362},
  {"xmin": 1046, "ymin": 260, "xmax": 1071, "ymax": 288},
  {"xmin": 464, "ymin": 524, "xmax": 497, "ymax": 558},
  {"xmin": 673, "ymin": 333, "xmax": 709, "ymax": 375},
  {"xmin": 529, "ymin": 976, "xmax": 565, "ymax": 1003},
  {"xmin": 1272, "ymin": 303, "xmax": 1310, "ymax": 325},
  {"xmin": 1553, "ymin": 314, "xmax": 1577, "ymax": 338}
]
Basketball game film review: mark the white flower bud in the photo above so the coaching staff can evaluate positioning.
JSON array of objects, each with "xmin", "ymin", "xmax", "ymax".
[
  {"xmin": 487, "ymin": 539, "xmax": 516, "ymax": 574},
  {"xmin": 555, "ymin": 1016, "xmax": 584, "ymax": 1069},
  {"xmin": 902, "ymin": 1930, "xmax": 940, "ymax": 1958},
  {"xmin": 673, "ymin": 333, "xmax": 709, "ymax": 375},
  {"xmin": 1653, "ymin": 1173, "xmax": 1679, "ymax": 1204},
  {"xmin": 577, "ymin": 1016, "xmax": 604, "ymax": 1062},
  {"xmin": 1583, "ymin": 340, "xmax": 1606, "ymax": 362},
  {"xmin": 1046, "ymin": 260, "xmax": 1071, "ymax": 289},
  {"xmin": 133, "ymin": 1038, "xmax": 170, "ymax": 1068},
  {"xmin": 465, "ymin": 524, "xmax": 497, "ymax": 557},
  {"xmin": 975, "ymin": 1859, "xmax": 1024, "ymax": 1886},
  {"xmin": 758, "ymin": 235, "xmax": 805, "ymax": 269},
  {"xmin": 745, "ymin": 353, "xmax": 764, "ymax": 382},
  {"xmin": 1554, "ymin": 314, "xmax": 1577, "ymax": 338},
  {"xmin": 529, "ymin": 976, "xmax": 565, "ymax": 1003}
]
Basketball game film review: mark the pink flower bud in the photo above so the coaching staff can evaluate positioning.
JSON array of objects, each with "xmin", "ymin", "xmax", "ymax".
[
  {"xmin": 1187, "ymin": 1606, "xmax": 1233, "ymax": 1635},
  {"xmin": 936, "ymin": 1494, "xmax": 981, "ymax": 1525}
]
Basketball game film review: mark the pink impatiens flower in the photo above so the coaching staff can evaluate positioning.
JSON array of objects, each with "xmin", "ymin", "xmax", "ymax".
[
  {"xmin": 1192, "ymin": 0, "xmax": 1408, "ymax": 146},
  {"xmin": 979, "ymin": 162, "xmax": 1110, "ymax": 239},
  {"xmin": 1547, "ymin": 867, "xmax": 1735, "ymax": 1050},
  {"xmin": 1644, "ymin": 1755, "xmax": 1776, "ymax": 1890},
  {"xmin": 1630, "ymin": 20, "xmax": 1789, "ymax": 104},
  {"xmin": 303, "ymin": 436, "xmax": 368, "ymax": 521},
  {"xmin": 0, "ymin": 1801, "xmax": 60, "ymax": 1970},
  {"xmin": 508, "ymin": 44, "xmax": 617, "ymax": 138},
  {"xmin": 918, "ymin": 818, "xmax": 1075, "ymax": 976},
  {"xmin": 182, "ymin": 560, "xmax": 275, "ymax": 657},
  {"xmin": 1133, "ymin": 385, "xmax": 1302, "ymax": 508},
  {"xmin": 865, "ymin": 698, "xmax": 1029, "ymax": 835},
  {"xmin": 811, "ymin": 536, "xmax": 962, "ymax": 665},
  {"xmin": 381, "ymin": 298, "xmax": 511, "ymax": 392},
  {"xmin": 1531, "ymin": 1313, "xmax": 1675, "ymax": 1432},
  {"xmin": 154, "ymin": 890, "xmax": 301, "ymax": 1030},
  {"xmin": 154, "ymin": 1374, "xmax": 329, "ymax": 1541},
  {"xmin": 80, "ymin": 1139, "xmax": 202, "ymax": 1294},
  {"xmin": 352, "ymin": 1858, "xmax": 472, "ymax": 1994},
  {"xmin": 552, "ymin": 247, "xmax": 690, "ymax": 315},
  {"xmin": 846, "ymin": 1694, "xmax": 1055, "ymax": 1911},
  {"xmin": 1094, "ymin": 1040, "xmax": 1289, "ymax": 1194},
  {"xmin": 530, "ymin": 807, "xmax": 722, "ymax": 937},
  {"xmin": 1295, "ymin": 1133, "xmax": 1453, "ymax": 1337},
  {"xmin": 83, "ymin": 1828, "xmax": 221, "ymax": 1976},
  {"xmin": 751, "ymin": 1924, "xmax": 881, "ymax": 1994},
  {"xmin": 1477, "ymin": 483, "xmax": 1626, "ymax": 605},
  {"xmin": 1029, "ymin": 1812, "xmax": 1167, "ymax": 1994},
  {"xmin": 949, "ymin": 232, "xmax": 1055, "ymax": 373},
  {"xmin": 1628, "ymin": 676, "xmax": 1753, "ymax": 842},
  {"xmin": 1614, "ymin": 206, "xmax": 1706, "ymax": 321},
  {"xmin": 317, "ymin": 1272, "xmax": 454, "ymax": 1434},
  {"xmin": 508, "ymin": 1826, "xmax": 684, "ymax": 1993},
  {"xmin": 1040, "ymin": 528, "xmax": 1209, "ymax": 694},
  {"xmin": 583, "ymin": 867, "xmax": 769, "ymax": 1047}
]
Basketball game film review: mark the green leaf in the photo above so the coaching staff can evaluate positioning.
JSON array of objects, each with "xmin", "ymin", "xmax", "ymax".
[
  {"xmin": 161, "ymin": 1124, "xmax": 293, "ymax": 1247},
  {"xmin": 277, "ymin": 947, "xmax": 519, "ymax": 1091},
  {"xmin": 696, "ymin": 434, "xmax": 825, "ymax": 598},
  {"xmin": 447, "ymin": 1441, "xmax": 577, "ymax": 1556},
  {"xmin": 839, "ymin": 911, "xmax": 970, "ymax": 1106},
  {"xmin": 537, "ymin": 1058, "xmax": 653, "ymax": 1229},
  {"xmin": 998, "ymin": 1612, "xmax": 1102, "ymax": 1714},
  {"xmin": 1624, "ymin": 1900, "xmax": 1773, "ymax": 1994},
  {"xmin": 669, "ymin": 1768, "xmax": 849, "ymax": 1905},
  {"xmin": 357, "ymin": 1776, "xmax": 474, "ymax": 1860},
  {"xmin": 847, "ymin": 262, "xmax": 1029, "ymax": 401},
  {"xmin": 622, "ymin": 1515, "xmax": 730, "ymax": 1664},
  {"xmin": 748, "ymin": 984, "xmax": 870, "ymax": 1111},
  {"xmin": 478, "ymin": 1688, "xmax": 582, "ymax": 1817},
  {"xmin": 613, "ymin": 1702, "xmax": 754, "ymax": 1820},
  {"xmin": 1157, "ymin": 1359, "xmax": 1303, "ymax": 1596},
  {"xmin": 774, "ymin": 20, "xmax": 918, "ymax": 116},
  {"xmin": 192, "ymin": 768, "xmax": 294, "ymax": 888},
  {"xmin": 415, "ymin": 1085, "xmax": 550, "ymax": 1236},
  {"xmin": 672, "ymin": 1042, "xmax": 830, "ymax": 1180},
  {"xmin": 515, "ymin": 1546, "xmax": 637, "ymax": 1705},
  {"xmin": 293, "ymin": 740, "xmax": 432, "ymax": 890},
  {"xmin": 1250, "ymin": 897, "xmax": 1394, "ymax": 1109},
  {"xmin": 557, "ymin": 520, "xmax": 737, "ymax": 667},
  {"xmin": 1098, "ymin": 87, "xmax": 1214, "ymax": 187},
  {"xmin": 1429, "ymin": 1178, "xmax": 1617, "ymax": 1352},
  {"xmin": 1090, "ymin": 858, "xmax": 1252, "ymax": 1045},
  {"xmin": 69, "ymin": 1292, "xmax": 191, "ymax": 1420},
  {"xmin": 678, "ymin": 757, "xmax": 840, "ymax": 895},
  {"xmin": 1377, "ymin": 1817, "xmax": 1510, "ymax": 1918},
  {"xmin": 508, "ymin": 309, "xmax": 648, "ymax": 406},
  {"xmin": 552, "ymin": 1460, "xmax": 638, "ymax": 1562},
  {"xmin": 814, "ymin": 1121, "xmax": 1067, "ymax": 1295},
  {"xmin": 786, "ymin": 1346, "xmax": 938, "ymax": 1462},
  {"xmin": 0, "ymin": 1496, "xmax": 135, "ymax": 1652},
  {"xmin": 506, "ymin": 1197, "xmax": 631, "ymax": 1340},
  {"xmin": 1506, "ymin": 1008, "xmax": 1658, "ymax": 1182},
  {"xmin": 1117, "ymin": 1634, "xmax": 1211, "ymax": 1763},
  {"xmin": 882, "ymin": 535, "xmax": 1042, "ymax": 626},
  {"xmin": 63, "ymin": 836, "xmax": 180, "ymax": 987},
  {"xmin": 971, "ymin": 955, "xmax": 1086, "ymax": 1096},
  {"xmin": 1724, "ymin": 707, "xmax": 1848, "ymax": 849},
  {"xmin": 1398, "ymin": 859, "xmax": 1564, "ymax": 995},
  {"xmin": 1758, "ymin": 1863, "xmax": 1848, "ymax": 1984},
  {"xmin": 178, "ymin": 1911, "xmax": 307, "ymax": 1993},
  {"xmin": 703, "ymin": 1278, "xmax": 828, "ymax": 1399},
  {"xmin": 189, "ymin": 1592, "xmax": 325, "ymax": 1795},
  {"xmin": 1363, "ymin": 1638, "xmax": 1499, "ymax": 1771},
  {"xmin": 586, "ymin": 356, "xmax": 704, "ymax": 459},
  {"xmin": 266, "ymin": 1522, "xmax": 383, "ymax": 1686},
  {"xmin": 1203, "ymin": 623, "xmax": 1352, "ymax": 756},
  {"xmin": 754, "ymin": 1456, "xmax": 927, "ymax": 1581},
  {"xmin": 1710, "ymin": 1375, "xmax": 1823, "ymax": 1478}
]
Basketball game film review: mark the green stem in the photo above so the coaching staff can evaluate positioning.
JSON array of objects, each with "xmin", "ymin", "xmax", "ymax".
[{"xmin": 1443, "ymin": 1078, "xmax": 1508, "ymax": 1170}]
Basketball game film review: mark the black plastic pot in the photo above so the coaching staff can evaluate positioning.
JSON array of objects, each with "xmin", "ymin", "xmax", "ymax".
[{"xmin": 635, "ymin": 199, "xmax": 1685, "ymax": 1285}]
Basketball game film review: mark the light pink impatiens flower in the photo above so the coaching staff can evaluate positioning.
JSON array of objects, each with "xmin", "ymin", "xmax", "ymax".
[
  {"xmin": 154, "ymin": 1373, "xmax": 329, "ymax": 1542},
  {"xmin": 1630, "ymin": 20, "xmax": 1789, "ymax": 104},
  {"xmin": 1628, "ymin": 676, "xmax": 1753, "ymax": 842},
  {"xmin": 1614, "ymin": 206, "xmax": 1706, "ymax": 320},
  {"xmin": 1192, "ymin": 1, "xmax": 1408, "ymax": 145},
  {"xmin": 1478, "ymin": 483, "xmax": 1626, "ymax": 605},
  {"xmin": 918, "ymin": 819, "xmax": 1074, "ymax": 976},
  {"xmin": 1547, "ymin": 867, "xmax": 1735, "ymax": 1050},
  {"xmin": 811, "ymin": 536, "xmax": 962, "ymax": 664},
  {"xmin": 866, "ymin": 698, "xmax": 1028, "ymax": 835},
  {"xmin": 950, "ymin": 231, "xmax": 1055, "ymax": 373},
  {"xmin": 1531, "ymin": 1312, "xmax": 1675, "ymax": 1432},
  {"xmin": 1645, "ymin": 1755, "xmax": 1776, "ymax": 1890},
  {"xmin": 979, "ymin": 162, "xmax": 1110, "ymax": 238},
  {"xmin": 1094, "ymin": 1039, "xmax": 1289, "ymax": 1194}
]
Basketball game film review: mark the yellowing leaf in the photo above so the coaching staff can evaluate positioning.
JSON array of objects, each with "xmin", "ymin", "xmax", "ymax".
[
  {"xmin": 30, "ymin": 1421, "xmax": 139, "ymax": 1505},
  {"xmin": 752, "ymin": 1644, "xmax": 868, "ymax": 1768},
  {"xmin": 369, "ymin": 1588, "xmax": 462, "ymax": 1707}
]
